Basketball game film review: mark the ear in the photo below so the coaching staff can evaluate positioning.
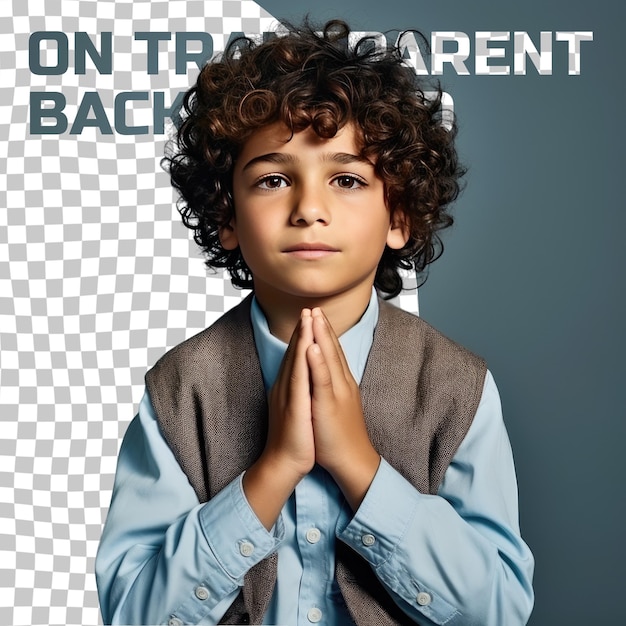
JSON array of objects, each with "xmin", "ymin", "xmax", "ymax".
[
  {"xmin": 218, "ymin": 219, "xmax": 239, "ymax": 251},
  {"xmin": 386, "ymin": 209, "xmax": 410, "ymax": 250}
]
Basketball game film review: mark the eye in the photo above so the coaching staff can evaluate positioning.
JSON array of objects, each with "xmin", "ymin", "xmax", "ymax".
[
  {"xmin": 332, "ymin": 175, "xmax": 367, "ymax": 190},
  {"xmin": 256, "ymin": 175, "xmax": 289, "ymax": 190}
]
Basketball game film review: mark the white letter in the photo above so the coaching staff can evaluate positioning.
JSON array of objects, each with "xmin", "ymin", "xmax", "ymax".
[
  {"xmin": 431, "ymin": 32, "xmax": 470, "ymax": 75},
  {"xmin": 423, "ymin": 91, "xmax": 455, "ymax": 130},
  {"xmin": 475, "ymin": 32, "xmax": 510, "ymax": 75},
  {"xmin": 395, "ymin": 31, "xmax": 429, "ymax": 75},
  {"xmin": 555, "ymin": 31, "xmax": 593, "ymax": 75},
  {"xmin": 349, "ymin": 31, "xmax": 387, "ymax": 55},
  {"xmin": 514, "ymin": 31, "xmax": 552, "ymax": 75}
]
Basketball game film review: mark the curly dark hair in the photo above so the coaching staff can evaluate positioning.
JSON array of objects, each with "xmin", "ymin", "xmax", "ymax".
[{"xmin": 165, "ymin": 19, "xmax": 464, "ymax": 298}]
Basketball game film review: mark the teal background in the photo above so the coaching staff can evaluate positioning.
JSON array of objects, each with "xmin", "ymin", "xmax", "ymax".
[{"xmin": 258, "ymin": 1, "xmax": 625, "ymax": 624}]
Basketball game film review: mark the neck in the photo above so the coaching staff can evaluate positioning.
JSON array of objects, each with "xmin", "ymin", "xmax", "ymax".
[{"xmin": 254, "ymin": 285, "xmax": 374, "ymax": 343}]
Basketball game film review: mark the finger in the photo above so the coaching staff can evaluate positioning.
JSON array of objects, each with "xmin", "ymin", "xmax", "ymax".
[
  {"xmin": 314, "ymin": 308, "xmax": 350, "ymax": 369},
  {"xmin": 306, "ymin": 342, "xmax": 334, "ymax": 399},
  {"xmin": 291, "ymin": 310, "xmax": 313, "ymax": 385},
  {"xmin": 321, "ymin": 311, "xmax": 356, "ymax": 383},
  {"xmin": 311, "ymin": 309, "xmax": 348, "ymax": 383},
  {"xmin": 273, "ymin": 317, "xmax": 299, "ymax": 392},
  {"xmin": 299, "ymin": 308, "xmax": 313, "ymax": 347},
  {"xmin": 274, "ymin": 310, "xmax": 311, "ymax": 394}
]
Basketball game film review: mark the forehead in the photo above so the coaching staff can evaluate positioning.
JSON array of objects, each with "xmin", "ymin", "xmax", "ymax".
[{"xmin": 235, "ymin": 121, "xmax": 370, "ymax": 171}]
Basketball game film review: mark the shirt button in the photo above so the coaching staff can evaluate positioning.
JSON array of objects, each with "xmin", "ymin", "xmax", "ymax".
[
  {"xmin": 307, "ymin": 607, "xmax": 323, "ymax": 622},
  {"xmin": 306, "ymin": 528, "xmax": 321, "ymax": 544},
  {"xmin": 168, "ymin": 617, "xmax": 183, "ymax": 626},
  {"xmin": 239, "ymin": 540, "xmax": 255, "ymax": 557},
  {"xmin": 194, "ymin": 585, "xmax": 210, "ymax": 600},
  {"xmin": 361, "ymin": 533, "xmax": 376, "ymax": 546},
  {"xmin": 416, "ymin": 591, "xmax": 432, "ymax": 606}
]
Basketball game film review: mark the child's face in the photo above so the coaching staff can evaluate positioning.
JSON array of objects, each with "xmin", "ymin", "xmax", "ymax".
[{"xmin": 221, "ymin": 121, "xmax": 408, "ymax": 307}]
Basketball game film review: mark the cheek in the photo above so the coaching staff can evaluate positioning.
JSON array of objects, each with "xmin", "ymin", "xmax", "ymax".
[
  {"xmin": 235, "ymin": 217, "xmax": 274, "ymax": 260},
  {"xmin": 359, "ymin": 217, "xmax": 394, "ymax": 247}
]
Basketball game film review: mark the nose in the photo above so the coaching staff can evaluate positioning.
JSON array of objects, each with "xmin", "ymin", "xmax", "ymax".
[{"xmin": 289, "ymin": 183, "xmax": 330, "ymax": 226}]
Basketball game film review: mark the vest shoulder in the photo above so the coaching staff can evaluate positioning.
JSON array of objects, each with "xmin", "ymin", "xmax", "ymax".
[
  {"xmin": 378, "ymin": 298, "xmax": 486, "ymax": 371},
  {"xmin": 145, "ymin": 296, "xmax": 253, "ymax": 391}
]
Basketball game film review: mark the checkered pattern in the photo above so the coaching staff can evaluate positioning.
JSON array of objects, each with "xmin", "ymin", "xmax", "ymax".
[
  {"xmin": 555, "ymin": 31, "xmax": 593, "ymax": 75},
  {"xmin": 0, "ymin": 2, "xmax": 418, "ymax": 625},
  {"xmin": 513, "ymin": 31, "xmax": 553, "ymax": 75}
]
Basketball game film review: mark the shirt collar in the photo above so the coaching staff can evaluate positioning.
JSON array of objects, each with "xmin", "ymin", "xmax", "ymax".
[{"xmin": 250, "ymin": 290, "xmax": 380, "ymax": 391}]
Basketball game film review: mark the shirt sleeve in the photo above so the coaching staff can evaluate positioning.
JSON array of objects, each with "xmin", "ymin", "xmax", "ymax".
[
  {"xmin": 336, "ymin": 370, "xmax": 535, "ymax": 626},
  {"xmin": 95, "ymin": 390, "xmax": 284, "ymax": 626}
]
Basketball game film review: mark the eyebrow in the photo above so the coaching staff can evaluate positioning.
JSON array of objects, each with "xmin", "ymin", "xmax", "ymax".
[{"xmin": 241, "ymin": 151, "xmax": 374, "ymax": 171}]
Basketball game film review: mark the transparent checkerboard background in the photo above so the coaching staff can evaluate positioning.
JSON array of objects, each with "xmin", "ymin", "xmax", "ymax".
[{"xmin": 0, "ymin": 1, "xmax": 419, "ymax": 624}]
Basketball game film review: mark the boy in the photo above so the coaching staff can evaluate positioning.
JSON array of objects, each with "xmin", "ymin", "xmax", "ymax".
[{"xmin": 96, "ymin": 20, "xmax": 534, "ymax": 626}]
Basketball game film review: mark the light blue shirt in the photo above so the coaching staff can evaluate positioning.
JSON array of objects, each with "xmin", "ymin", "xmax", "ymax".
[{"xmin": 96, "ymin": 293, "xmax": 534, "ymax": 625}]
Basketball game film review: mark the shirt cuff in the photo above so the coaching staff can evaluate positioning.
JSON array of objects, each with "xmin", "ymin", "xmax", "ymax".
[
  {"xmin": 198, "ymin": 473, "xmax": 284, "ymax": 583},
  {"xmin": 336, "ymin": 458, "xmax": 460, "ymax": 625},
  {"xmin": 336, "ymin": 457, "xmax": 419, "ymax": 567}
]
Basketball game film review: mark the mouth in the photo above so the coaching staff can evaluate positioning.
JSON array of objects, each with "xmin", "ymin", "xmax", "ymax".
[{"xmin": 282, "ymin": 242, "xmax": 340, "ymax": 259}]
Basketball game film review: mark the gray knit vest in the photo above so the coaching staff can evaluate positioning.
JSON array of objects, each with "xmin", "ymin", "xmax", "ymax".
[{"xmin": 145, "ymin": 295, "xmax": 486, "ymax": 625}]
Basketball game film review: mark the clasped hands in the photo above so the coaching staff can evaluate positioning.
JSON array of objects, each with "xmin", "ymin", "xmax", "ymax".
[{"xmin": 243, "ymin": 308, "xmax": 381, "ymax": 528}]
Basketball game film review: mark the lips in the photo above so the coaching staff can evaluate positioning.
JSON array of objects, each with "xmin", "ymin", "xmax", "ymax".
[
  {"xmin": 282, "ymin": 242, "xmax": 340, "ymax": 259},
  {"xmin": 282, "ymin": 242, "xmax": 339, "ymax": 252}
]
